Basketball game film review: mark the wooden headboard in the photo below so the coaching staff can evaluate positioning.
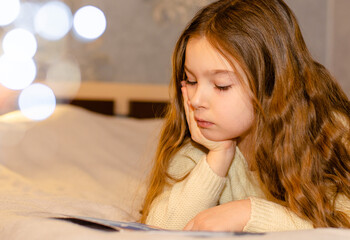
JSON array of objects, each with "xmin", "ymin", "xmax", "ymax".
[{"xmin": 55, "ymin": 82, "xmax": 170, "ymax": 118}]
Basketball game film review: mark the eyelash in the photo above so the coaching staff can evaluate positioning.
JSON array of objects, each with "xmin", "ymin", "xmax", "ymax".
[
  {"xmin": 216, "ymin": 85, "xmax": 232, "ymax": 91},
  {"xmin": 185, "ymin": 79, "xmax": 231, "ymax": 91},
  {"xmin": 185, "ymin": 79, "xmax": 196, "ymax": 85}
]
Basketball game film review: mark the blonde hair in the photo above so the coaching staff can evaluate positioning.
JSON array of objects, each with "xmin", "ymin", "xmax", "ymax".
[{"xmin": 141, "ymin": 0, "xmax": 350, "ymax": 227}]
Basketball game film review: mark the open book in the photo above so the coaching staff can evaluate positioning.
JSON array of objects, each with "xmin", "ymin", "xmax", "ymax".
[
  {"xmin": 50, "ymin": 214, "xmax": 264, "ymax": 237},
  {"xmin": 52, "ymin": 214, "xmax": 161, "ymax": 232}
]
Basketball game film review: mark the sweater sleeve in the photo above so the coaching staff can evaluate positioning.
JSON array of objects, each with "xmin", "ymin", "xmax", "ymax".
[
  {"xmin": 244, "ymin": 195, "xmax": 350, "ymax": 232},
  {"xmin": 243, "ymin": 197, "xmax": 313, "ymax": 232},
  {"xmin": 146, "ymin": 153, "xmax": 227, "ymax": 230}
]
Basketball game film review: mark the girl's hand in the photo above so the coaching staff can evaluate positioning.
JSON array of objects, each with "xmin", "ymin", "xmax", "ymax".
[
  {"xmin": 181, "ymin": 82, "xmax": 234, "ymax": 152},
  {"xmin": 181, "ymin": 82, "xmax": 236, "ymax": 176},
  {"xmin": 183, "ymin": 199, "xmax": 251, "ymax": 232}
]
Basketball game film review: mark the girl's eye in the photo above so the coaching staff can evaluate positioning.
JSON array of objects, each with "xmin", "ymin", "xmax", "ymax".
[
  {"xmin": 215, "ymin": 85, "xmax": 232, "ymax": 91},
  {"xmin": 185, "ymin": 79, "xmax": 197, "ymax": 86}
]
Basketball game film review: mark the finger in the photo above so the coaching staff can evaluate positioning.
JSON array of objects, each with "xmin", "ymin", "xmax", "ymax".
[
  {"xmin": 183, "ymin": 219, "xmax": 194, "ymax": 231},
  {"xmin": 188, "ymin": 103, "xmax": 197, "ymax": 134},
  {"xmin": 180, "ymin": 84, "xmax": 194, "ymax": 123},
  {"xmin": 181, "ymin": 83, "xmax": 203, "ymax": 144},
  {"xmin": 181, "ymin": 83, "xmax": 191, "ymax": 125},
  {"xmin": 181, "ymin": 84, "xmax": 204, "ymax": 143},
  {"xmin": 182, "ymin": 87, "xmax": 196, "ymax": 132}
]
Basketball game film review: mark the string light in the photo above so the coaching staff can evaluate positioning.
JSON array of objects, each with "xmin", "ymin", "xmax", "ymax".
[
  {"xmin": 0, "ymin": 0, "xmax": 107, "ymax": 121},
  {"xmin": 2, "ymin": 28, "xmax": 37, "ymax": 59},
  {"xmin": 34, "ymin": 1, "xmax": 72, "ymax": 41},
  {"xmin": 0, "ymin": 0, "xmax": 20, "ymax": 26},
  {"xmin": 73, "ymin": 5, "xmax": 107, "ymax": 40},
  {"xmin": 18, "ymin": 83, "xmax": 56, "ymax": 121},
  {"xmin": 0, "ymin": 56, "xmax": 37, "ymax": 90}
]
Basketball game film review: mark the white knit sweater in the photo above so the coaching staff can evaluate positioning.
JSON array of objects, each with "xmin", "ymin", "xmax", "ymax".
[{"xmin": 145, "ymin": 142, "xmax": 350, "ymax": 232}]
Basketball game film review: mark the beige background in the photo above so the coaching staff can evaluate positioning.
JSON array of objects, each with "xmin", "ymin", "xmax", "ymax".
[
  {"xmin": 57, "ymin": 0, "xmax": 349, "ymax": 96},
  {"xmin": 10, "ymin": 0, "xmax": 345, "ymax": 99}
]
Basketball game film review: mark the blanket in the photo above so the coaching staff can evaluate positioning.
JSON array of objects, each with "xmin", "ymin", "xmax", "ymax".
[
  {"xmin": 0, "ymin": 105, "xmax": 161, "ymax": 239},
  {"xmin": 0, "ymin": 105, "xmax": 349, "ymax": 239}
]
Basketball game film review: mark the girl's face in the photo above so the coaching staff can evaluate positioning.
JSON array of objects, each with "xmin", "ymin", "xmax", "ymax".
[{"xmin": 184, "ymin": 37, "xmax": 254, "ymax": 142}]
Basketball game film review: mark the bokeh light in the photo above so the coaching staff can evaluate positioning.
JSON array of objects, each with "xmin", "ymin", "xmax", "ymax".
[
  {"xmin": 45, "ymin": 59, "xmax": 81, "ymax": 99},
  {"xmin": 73, "ymin": 5, "xmax": 106, "ymax": 40},
  {"xmin": 13, "ymin": 2, "xmax": 41, "ymax": 33},
  {"xmin": 34, "ymin": 1, "xmax": 73, "ymax": 40},
  {"xmin": 0, "ymin": 0, "xmax": 20, "ymax": 26},
  {"xmin": 2, "ymin": 28, "xmax": 37, "ymax": 59},
  {"xmin": 18, "ymin": 83, "xmax": 56, "ymax": 121},
  {"xmin": 0, "ymin": 2, "xmax": 107, "ymax": 121},
  {"xmin": 0, "ymin": 56, "xmax": 37, "ymax": 90}
]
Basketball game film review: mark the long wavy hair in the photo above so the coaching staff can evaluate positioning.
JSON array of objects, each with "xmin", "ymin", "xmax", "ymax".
[{"xmin": 140, "ymin": 0, "xmax": 350, "ymax": 228}]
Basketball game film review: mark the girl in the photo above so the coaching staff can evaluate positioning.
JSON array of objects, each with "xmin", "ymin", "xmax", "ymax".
[{"xmin": 140, "ymin": 0, "xmax": 350, "ymax": 232}]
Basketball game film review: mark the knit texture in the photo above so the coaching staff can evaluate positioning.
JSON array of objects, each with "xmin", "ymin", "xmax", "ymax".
[{"xmin": 146, "ymin": 142, "xmax": 350, "ymax": 232}]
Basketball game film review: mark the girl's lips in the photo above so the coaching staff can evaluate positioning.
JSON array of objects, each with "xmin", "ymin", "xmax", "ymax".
[{"xmin": 195, "ymin": 119, "xmax": 214, "ymax": 128}]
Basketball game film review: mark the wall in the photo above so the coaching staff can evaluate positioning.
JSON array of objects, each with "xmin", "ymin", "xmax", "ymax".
[
  {"xmin": 332, "ymin": 0, "xmax": 350, "ymax": 96},
  {"xmin": 65, "ymin": 0, "xmax": 213, "ymax": 84},
  {"xmin": 65, "ymin": 0, "xmax": 349, "ymax": 96},
  {"xmin": 285, "ymin": 0, "xmax": 350, "ymax": 96}
]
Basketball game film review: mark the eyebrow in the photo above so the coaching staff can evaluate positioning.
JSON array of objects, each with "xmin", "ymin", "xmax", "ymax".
[{"xmin": 184, "ymin": 65, "xmax": 235, "ymax": 77}]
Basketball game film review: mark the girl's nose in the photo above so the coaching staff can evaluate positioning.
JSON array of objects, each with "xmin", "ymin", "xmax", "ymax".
[{"xmin": 190, "ymin": 85, "xmax": 207, "ymax": 109}]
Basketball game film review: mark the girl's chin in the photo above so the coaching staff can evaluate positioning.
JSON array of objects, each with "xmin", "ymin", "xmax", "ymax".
[{"xmin": 200, "ymin": 131, "xmax": 235, "ymax": 142}]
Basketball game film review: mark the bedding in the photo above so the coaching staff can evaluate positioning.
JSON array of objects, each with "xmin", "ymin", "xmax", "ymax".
[
  {"xmin": 0, "ymin": 105, "xmax": 161, "ymax": 238},
  {"xmin": 0, "ymin": 105, "xmax": 349, "ymax": 239}
]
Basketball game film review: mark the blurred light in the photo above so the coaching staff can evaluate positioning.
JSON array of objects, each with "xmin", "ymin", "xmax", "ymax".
[
  {"xmin": 13, "ymin": 2, "xmax": 41, "ymax": 33},
  {"xmin": 2, "ymin": 28, "xmax": 37, "ymax": 59},
  {"xmin": 73, "ymin": 5, "xmax": 106, "ymax": 40},
  {"xmin": 34, "ymin": 1, "xmax": 72, "ymax": 40},
  {"xmin": 0, "ymin": 0, "xmax": 20, "ymax": 26},
  {"xmin": 18, "ymin": 83, "xmax": 56, "ymax": 121},
  {"xmin": 0, "ymin": 56, "xmax": 36, "ymax": 90},
  {"xmin": 46, "ymin": 59, "xmax": 81, "ymax": 99}
]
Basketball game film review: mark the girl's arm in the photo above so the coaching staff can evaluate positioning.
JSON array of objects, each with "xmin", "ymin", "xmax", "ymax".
[
  {"xmin": 146, "ymin": 84, "xmax": 237, "ymax": 229},
  {"xmin": 180, "ymin": 83, "xmax": 311, "ymax": 232},
  {"xmin": 247, "ymin": 195, "xmax": 350, "ymax": 232},
  {"xmin": 181, "ymin": 83, "xmax": 236, "ymax": 177},
  {"xmin": 244, "ymin": 197, "xmax": 313, "ymax": 232},
  {"xmin": 184, "ymin": 195, "xmax": 350, "ymax": 232},
  {"xmin": 184, "ymin": 198, "xmax": 251, "ymax": 232},
  {"xmin": 182, "ymin": 197, "xmax": 313, "ymax": 232},
  {"xmin": 145, "ymin": 150, "xmax": 227, "ymax": 229}
]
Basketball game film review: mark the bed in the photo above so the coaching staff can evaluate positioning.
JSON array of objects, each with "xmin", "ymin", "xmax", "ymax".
[{"xmin": 0, "ymin": 82, "xmax": 349, "ymax": 239}]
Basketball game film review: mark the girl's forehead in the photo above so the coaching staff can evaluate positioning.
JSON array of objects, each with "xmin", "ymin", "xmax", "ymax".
[
  {"xmin": 185, "ymin": 37, "xmax": 234, "ymax": 71},
  {"xmin": 184, "ymin": 36, "xmax": 250, "ymax": 87},
  {"xmin": 185, "ymin": 37, "xmax": 245, "ymax": 75}
]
